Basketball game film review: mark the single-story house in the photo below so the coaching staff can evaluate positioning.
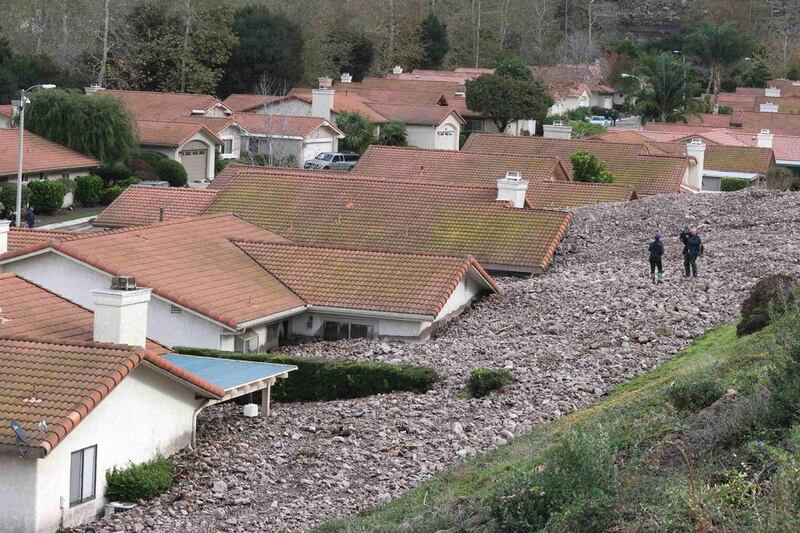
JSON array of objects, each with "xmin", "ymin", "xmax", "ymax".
[
  {"xmin": 135, "ymin": 121, "xmax": 222, "ymax": 182},
  {"xmin": 0, "ymin": 129, "xmax": 99, "ymax": 207},
  {"xmin": 206, "ymin": 164, "xmax": 573, "ymax": 274},
  {"xmin": 0, "ymin": 269, "xmax": 295, "ymax": 532},
  {"xmin": 0, "ymin": 213, "xmax": 499, "ymax": 346},
  {"xmin": 234, "ymin": 113, "xmax": 345, "ymax": 167}
]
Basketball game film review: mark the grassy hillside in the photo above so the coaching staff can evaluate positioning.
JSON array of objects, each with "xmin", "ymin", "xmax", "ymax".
[{"xmin": 316, "ymin": 314, "xmax": 800, "ymax": 532}]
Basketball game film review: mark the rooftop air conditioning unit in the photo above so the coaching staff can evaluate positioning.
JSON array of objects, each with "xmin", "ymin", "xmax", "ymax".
[{"xmin": 110, "ymin": 276, "xmax": 137, "ymax": 291}]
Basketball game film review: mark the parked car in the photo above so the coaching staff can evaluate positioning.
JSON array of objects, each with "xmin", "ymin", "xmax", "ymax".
[
  {"xmin": 304, "ymin": 152, "xmax": 360, "ymax": 171},
  {"xmin": 588, "ymin": 115, "xmax": 612, "ymax": 127}
]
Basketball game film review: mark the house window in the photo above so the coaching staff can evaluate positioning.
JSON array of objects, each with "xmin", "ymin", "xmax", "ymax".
[
  {"xmin": 222, "ymin": 138, "xmax": 233, "ymax": 154},
  {"xmin": 69, "ymin": 445, "xmax": 97, "ymax": 507},
  {"xmin": 322, "ymin": 321, "xmax": 374, "ymax": 341}
]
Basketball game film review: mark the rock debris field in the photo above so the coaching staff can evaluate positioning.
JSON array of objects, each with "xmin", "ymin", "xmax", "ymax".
[{"xmin": 96, "ymin": 190, "xmax": 800, "ymax": 532}]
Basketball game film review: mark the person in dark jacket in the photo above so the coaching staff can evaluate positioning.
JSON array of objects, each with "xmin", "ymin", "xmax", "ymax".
[
  {"xmin": 24, "ymin": 206, "xmax": 35, "ymax": 229},
  {"xmin": 683, "ymin": 227, "xmax": 702, "ymax": 277},
  {"xmin": 648, "ymin": 232, "xmax": 664, "ymax": 283}
]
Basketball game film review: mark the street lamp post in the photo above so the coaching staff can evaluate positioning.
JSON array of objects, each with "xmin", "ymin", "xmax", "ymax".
[
  {"xmin": 15, "ymin": 84, "xmax": 56, "ymax": 227},
  {"xmin": 621, "ymin": 73, "xmax": 644, "ymax": 92}
]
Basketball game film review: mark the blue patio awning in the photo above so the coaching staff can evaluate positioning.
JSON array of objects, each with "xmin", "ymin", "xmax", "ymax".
[{"xmin": 163, "ymin": 353, "xmax": 296, "ymax": 392}]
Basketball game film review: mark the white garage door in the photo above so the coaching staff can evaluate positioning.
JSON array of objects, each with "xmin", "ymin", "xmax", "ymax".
[
  {"xmin": 179, "ymin": 141, "xmax": 208, "ymax": 182},
  {"xmin": 303, "ymin": 140, "xmax": 334, "ymax": 164}
]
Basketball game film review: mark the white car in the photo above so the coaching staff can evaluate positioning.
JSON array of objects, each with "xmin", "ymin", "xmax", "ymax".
[{"xmin": 588, "ymin": 115, "xmax": 612, "ymax": 127}]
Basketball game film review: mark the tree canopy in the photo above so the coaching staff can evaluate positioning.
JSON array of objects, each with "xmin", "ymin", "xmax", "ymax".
[
  {"xmin": 495, "ymin": 54, "xmax": 533, "ymax": 81},
  {"xmin": 635, "ymin": 52, "xmax": 697, "ymax": 124},
  {"xmin": 466, "ymin": 61, "xmax": 552, "ymax": 132},
  {"xmin": 377, "ymin": 121, "xmax": 408, "ymax": 146},
  {"xmin": 337, "ymin": 112, "xmax": 375, "ymax": 154},
  {"xmin": 328, "ymin": 28, "xmax": 374, "ymax": 82},
  {"xmin": 570, "ymin": 151, "xmax": 614, "ymax": 183},
  {"xmin": 419, "ymin": 14, "xmax": 449, "ymax": 70},
  {"xmin": 25, "ymin": 90, "xmax": 138, "ymax": 163},
  {"xmin": 218, "ymin": 6, "xmax": 303, "ymax": 96}
]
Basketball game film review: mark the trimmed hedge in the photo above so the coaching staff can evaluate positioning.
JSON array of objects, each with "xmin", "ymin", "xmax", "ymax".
[
  {"xmin": 135, "ymin": 150, "xmax": 168, "ymax": 169},
  {"xmin": 97, "ymin": 162, "xmax": 132, "ymax": 183},
  {"xmin": 102, "ymin": 185, "xmax": 124, "ymax": 205},
  {"xmin": 27, "ymin": 180, "xmax": 67, "ymax": 214},
  {"xmin": 721, "ymin": 177, "xmax": 752, "ymax": 192},
  {"xmin": 74, "ymin": 175, "xmax": 104, "ymax": 206},
  {"xmin": 174, "ymin": 347, "xmax": 440, "ymax": 402},
  {"xmin": 156, "ymin": 159, "xmax": 188, "ymax": 187},
  {"xmin": 0, "ymin": 182, "xmax": 29, "ymax": 217},
  {"xmin": 105, "ymin": 454, "xmax": 174, "ymax": 502}
]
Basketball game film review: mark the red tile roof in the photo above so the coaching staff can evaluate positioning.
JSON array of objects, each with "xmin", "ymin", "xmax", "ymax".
[
  {"xmin": 289, "ymin": 89, "xmax": 389, "ymax": 123},
  {"xmin": 235, "ymin": 242, "xmax": 499, "ymax": 317},
  {"xmin": 208, "ymin": 164, "xmax": 573, "ymax": 272},
  {"xmin": 728, "ymin": 111, "xmax": 800, "ymax": 135},
  {"xmin": 364, "ymin": 103, "xmax": 464, "ymax": 126},
  {"xmin": 98, "ymin": 90, "xmax": 228, "ymax": 121},
  {"xmin": 234, "ymin": 113, "xmax": 342, "ymax": 138},
  {"xmin": 0, "ymin": 273, "xmax": 168, "ymax": 354},
  {"xmin": 93, "ymin": 186, "xmax": 220, "ymax": 228},
  {"xmin": 526, "ymin": 181, "xmax": 637, "ymax": 209},
  {"xmin": 684, "ymin": 113, "xmax": 739, "ymax": 127},
  {"xmin": 0, "ymin": 336, "xmax": 222, "ymax": 456},
  {"xmin": 7, "ymin": 228, "xmax": 86, "ymax": 252},
  {"xmin": 2, "ymin": 214, "xmax": 305, "ymax": 329},
  {"xmin": 462, "ymin": 134, "xmax": 687, "ymax": 196},
  {"xmin": 222, "ymin": 94, "xmax": 288, "ymax": 113},
  {"xmin": 352, "ymin": 145, "xmax": 570, "ymax": 184},
  {"xmin": 0, "ymin": 130, "xmax": 99, "ymax": 177},
  {"xmin": 0, "ymin": 105, "xmax": 13, "ymax": 119},
  {"xmin": 136, "ymin": 120, "xmax": 222, "ymax": 147}
]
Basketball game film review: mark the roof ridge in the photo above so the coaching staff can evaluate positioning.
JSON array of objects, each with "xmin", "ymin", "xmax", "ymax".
[
  {"xmin": 364, "ymin": 144, "xmax": 561, "ymax": 162},
  {"xmin": 231, "ymin": 239, "xmax": 476, "ymax": 262},
  {"xmin": 0, "ymin": 334, "xmax": 143, "ymax": 354}
]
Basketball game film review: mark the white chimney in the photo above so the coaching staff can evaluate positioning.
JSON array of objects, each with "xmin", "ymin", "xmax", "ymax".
[
  {"xmin": 686, "ymin": 138, "xmax": 706, "ymax": 191},
  {"xmin": 392, "ymin": 65, "xmax": 404, "ymax": 75},
  {"xmin": 760, "ymin": 102, "xmax": 779, "ymax": 113},
  {"xmin": 0, "ymin": 219, "xmax": 9, "ymax": 254},
  {"xmin": 91, "ymin": 276, "xmax": 151, "ymax": 348},
  {"xmin": 317, "ymin": 76, "xmax": 333, "ymax": 89},
  {"xmin": 543, "ymin": 121, "xmax": 572, "ymax": 139},
  {"xmin": 340, "ymin": 73, "xmax": 352, "ymax": 84},
  {"xmin": 84, "ymin": 84, "xmax": 105, "ymax": 95},
  {"xmin": 311, "ymin": 87, "xmax": 334, "ymax": 122},
  {"xmin": 757, "ymin": 128, "xmax": 774, "ymax": 149},
  {"xmin": 496, "ymin": 171, "xmax": 528, "ymax": 208},
  {"xmin": 765, "ymin": 86, "xmax": 781, "ymax": 98}
]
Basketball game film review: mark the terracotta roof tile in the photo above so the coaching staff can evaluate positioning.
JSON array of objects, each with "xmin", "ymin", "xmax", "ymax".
[
  {"xmin": 363, "ymin": 103, "xmax": 464, "ymax": 126},
  {"xmin": 289, "ymin": 89, "xmax": 388, "ymax": 123},
  {"xmin": 7, "ymin": 228, "xmax": 83, "ymax": 252},
  {"xmin": 222, "ymin": 94, "xmax": 288, "ymax": 113},
  {"xmin": 0, "ymin": 130, "xmax": 98, "ymax": 177},
  {"xmin": 98, "ymin": 90, "xmax": 228, "ymax": 121},
  {"xmin": 0, "ymin": 105, "xmax": 13, "ymax": 119},
  {"xmin": 94, "ymin": 185, "xmax": 220, "ymax": 228},
  {"xmin": 728, "ymin": 111, "xmax": 800, "ymax": 135},
  {"xmin": 207, "ymin": 164, "xmax": 572, "ymax": 272},
  {"xmin": 0, "ymin": 337, "xmax": 221, "ymax": 456},
  {"xmin": 235, "ymin": 242, "xmax": 499, "ymax": 317},
  {"xmin": 0, "ymin": 273, "xmax": 168, "ymax": 354},
  {"xmin": 462, "ymin": 134, "xmax": 687, "ymax": 196},
  {"xmin": 352, "ymin": 145, "xmax": 570, "ymax": 184},
  {"xmin": 3, "ymin": 214, "xmax": 305, "ymax": 328},
  {"xmin": 526, "ymin": 181, "xmax": 637, "ymax": 209},
  {"xmin": 136, "ymin": 120, "xmax": 222, "ymax": 147},
  {"xmin": 684, "ymin": 113, "xmax": 739, "ymax": 127},
  {"xmin": 234, "ymin": 113, "xmax": 341, "ymax": 138}
]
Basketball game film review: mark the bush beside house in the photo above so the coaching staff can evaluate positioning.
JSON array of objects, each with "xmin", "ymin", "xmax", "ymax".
[
  {"xmin": 0, "ymin": 183, "xmax": 29, "ymax": 217},
  {"xmin": 74, "ymin": 175, "xmax": 105, "ymax": 207},
  {"xmin": 721, "ymin": 177, "xmax": 752, "ymax": 192},
  {"xmin": 156, "ymin": 159, "xmax": 188, "ymax": 187},
  {"xmin": 175, "ymin": 348, "xmax": 440, "ymax": 401},
  {"xmin": 27, "ymin": 180, "xmax": 67, "ymax": 214},
  {"xmin": 105, "ymin": 454, "xmax": 174, "ymax": 502}
]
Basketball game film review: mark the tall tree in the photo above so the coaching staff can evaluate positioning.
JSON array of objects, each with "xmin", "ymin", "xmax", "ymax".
[
  {"xmin": 328, "ymin": 28, "xmax": 374, "ymax": 82},
  {"xmin": 337, "ymin": 112, "xmax": 375, "ymax": 154},
  {"xmin": 687, "ymin": 21, "xmax": 754, "ymax": 113},
  {"xmin": 218, "ymin": 6, "xmax": 303, "ymax": 97},
  {"xmin": 635, "ymin": 52, "xmax": 695, "ymax": 124},
  {"xmin": 418, "ymin": 14, "xmax": 449, "ymax": 69},
  {"xmin": 25, "ymin": 89, "xmax": 137, "ymax": 162}
]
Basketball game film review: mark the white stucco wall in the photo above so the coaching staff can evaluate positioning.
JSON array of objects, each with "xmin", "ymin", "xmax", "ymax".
[
  {"xmin": 0, "ymin": 456, "xmax": 37, "ymax": 533},
  {"xmin": 260, "ymin": 99, "xmax": 313, "ymax": 117},
  {"xmin": 217, "ymin": 125, "xmax": 242, "ymax": 160},
  {"xmin": 433, "ymin": 115, "xmax": 461, "ymax": 150},
  {"xmin": 406, "ymin": 125, "xmax": 436, "ymax": 150},
  {"xmin": 30, "ymin": 365, "xmax": 202, "ymax": 533},
  {"xmin": 1, "ymin": 252, "xmax": 227, "ymax": 350},
  {"xmin": 435, "ymin": 274, "xmax": 482, "ymax": 321}
]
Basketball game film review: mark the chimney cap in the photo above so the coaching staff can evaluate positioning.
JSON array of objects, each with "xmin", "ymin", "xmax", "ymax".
[
  {"xmin": 110, "ymin": 276, "xmax": 137, "ymax": 291},
  {"xmin": 759, "ymin": 128, "xmax": 772, "ymax": 135},
  {"xmin": 505, "ymin": 171, "xmax": 522, "ymax": 181},
  {"xmin": 689, "ymin": 137, "xmax": 704, "ymax": 145}
]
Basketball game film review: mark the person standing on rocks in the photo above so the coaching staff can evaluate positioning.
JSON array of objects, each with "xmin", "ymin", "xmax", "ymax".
[
  {"xmin": 649, "ymin": 232, "xmax": 664, "ymax": 284},
  {"xmin": 683, "ymin": 228, "xmax": 702, "ymax": 278}
]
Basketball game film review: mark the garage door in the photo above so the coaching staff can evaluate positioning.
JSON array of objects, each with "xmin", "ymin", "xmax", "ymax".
[
  {"xmin": 303, "ymin": 140, "xmax": 333, "ymax": 164},
  {"xmin": 179, "ymin": 141, "xmax": 208, "ymax": 182}
]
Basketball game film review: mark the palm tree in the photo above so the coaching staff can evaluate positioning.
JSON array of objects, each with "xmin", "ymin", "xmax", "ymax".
[
  {"xmin": 635, "ymin": 52, "xmax": 696, "ymax": 124},
  {"xmin": 337, "ymin": 111, "xmax": 374, "ymax": 154}
]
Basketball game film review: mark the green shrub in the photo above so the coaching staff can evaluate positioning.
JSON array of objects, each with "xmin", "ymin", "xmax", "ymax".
[
  {"xmin": 768, "ymin": 301, "xmax": 800, "ymax": 425},
  {"xmin": 174, "ymin": 347, "xmax": 440, "ymax": 402},
  {"xmin": 117, "ymin": 176, "xmax": 141, "ymax": 189},
  {"xmin": 74, "ymin": 175, "xmax": 104, "ymax": 206},
  {"xmin": 721, "ymin": 177, "xmax": 752, "ymax": 192},
  {"xmin": 467, "ymin": 368, "xmax": 512, "ymax": 398},
  {"xmin": 135, "ymin": 150, "xmax": 169, "ymax": 169},
  {"xmin": 666, "ymin": 376, "xmax": 724, "ymax": 412},
  {"xmin": 155, "ymin": 159, "xmax": 188, "ymax": 187},
  {"xmin": 571, "ymin": 150, "xmax": 615, "ymax": 183},
  {"xmin": 738, "ymin": 275, "xmax": 797, "ymax": 336},
  {"xmin": 489, "ymin": 428, "xmax": 618, "ymax": 532},
  {"xmin": 58, "ymin": 177, "xmax": 75, "ymax": 194},
  {"xmin": 215, "ymin": 156, "xmax": 232, "ymax": 174},
  {"xmin": 0, "ymin": 182, "xmax": 29, "ymax": 217},
  {"xmin": 27, "ymin": 180, "xmax": 67, "ymax": 214},
  {"xmin": 105, "ymin": 454, "xmax": 174, "ymax": 502},
  {"xmin": 102, "ymin": 185, "xmax": 124, "ymax": 205},
  {"xmin": 377, "ymin": 121, "xmax": 408, "ymax": 146},
  {"xmin": 97, "ymin": 162, "xmax": 132, "ymax": 184}
]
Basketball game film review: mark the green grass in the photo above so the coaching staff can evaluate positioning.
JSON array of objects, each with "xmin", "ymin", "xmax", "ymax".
[{"xmin": 315, "ymin": 324, "xmax": 778, "ymax": 532}]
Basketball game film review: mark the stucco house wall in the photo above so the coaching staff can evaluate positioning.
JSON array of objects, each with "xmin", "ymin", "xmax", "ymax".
[
  {"xmin": 259, "ymin": 99, "xmax": 313, "ymax": 117},
  {"xmin": 0, "ymin": 365, "xmax": 203, "ymax": 533},
  {"xmin": 0, "ymin": 455, "xmax": 37, "ymax": 532},
  {"xmin": 217, "ymin": 124, "xmax": 242, "ymax": 160}
]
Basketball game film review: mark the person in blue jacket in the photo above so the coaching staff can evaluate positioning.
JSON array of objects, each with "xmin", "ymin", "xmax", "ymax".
[{"xmin": 648, "ymin": 232, "xmax": 664, "ymax": 284}]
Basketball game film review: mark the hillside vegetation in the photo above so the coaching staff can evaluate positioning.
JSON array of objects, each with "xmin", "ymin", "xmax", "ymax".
[{"xmin": 318, "ymin": 305, "xmax": 800, "ymax": 532}]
